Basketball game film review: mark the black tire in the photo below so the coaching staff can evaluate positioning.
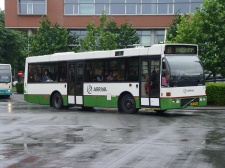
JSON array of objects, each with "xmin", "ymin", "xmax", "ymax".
[
  {"xmin": 63, "ymin": 105, "xmax": 70, "ymax": 109},
  {"xmin": 120, "ymin": 94, "xmax": 138, "ymax": 114},
  {"xmin": 52, "ymin": 92, "xmax": 63, "ymax": 109},
  {"xmin": 155, "ymin": 110, "xmax": 166, "ymax": 115},
  {"xmin": 81, "ymin": 106, "xmax": 94, "ymax": 111}
]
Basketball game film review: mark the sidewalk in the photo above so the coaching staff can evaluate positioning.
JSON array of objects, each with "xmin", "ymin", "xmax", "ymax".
[
  {"xmin": 11, "ymin": 93, "xmax": 24, "ymax": 102},
  {"xmin": 188, "ymin": 106, "xmax": 225, "ymax": 110}
]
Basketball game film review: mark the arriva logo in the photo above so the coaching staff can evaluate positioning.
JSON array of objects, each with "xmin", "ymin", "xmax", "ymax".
[
  {"xmin": 183, "ymin": 89, "xmax": 194, "ymax": 94},
  {"xmin": 87, "ymin": 85, "xmax": 107, "ymax": 94},
  {"xmin": 87, "ymin": 85, "xmax": 92, "ymax": 94}
]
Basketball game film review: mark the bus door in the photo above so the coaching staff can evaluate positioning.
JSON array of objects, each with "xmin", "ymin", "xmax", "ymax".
[
  {"xmin": 68, "ymin": 62, "xmax": 84, "ymax": 106},
  {"xmin": 140, "ymin": 58, "xmax": 160, "ymax": 108}
]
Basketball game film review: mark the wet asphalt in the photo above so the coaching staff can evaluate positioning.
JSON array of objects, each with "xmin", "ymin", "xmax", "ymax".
[{"xmin": 0, "ymin": 93, "xmax": 225, "ymax": 168}]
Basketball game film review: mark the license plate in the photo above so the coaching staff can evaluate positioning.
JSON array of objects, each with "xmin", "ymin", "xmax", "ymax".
[{"xmin": 190, "ymin": 102, "xmax": 198, "ymax": 106}]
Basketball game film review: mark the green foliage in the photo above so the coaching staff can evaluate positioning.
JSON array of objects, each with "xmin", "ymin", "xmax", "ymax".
[
  {"xmin": 117, "ymin": 23, "xmax": 140, "ymax": 48},
  {"xmin": 167, "ymin": 0, "xmax": 225, "ymax": 79},
  {"xmin": 0, "ymin": 10, "xmax": 4, "ymax": 25},
  {"xmin": 29, "ymin": 17, "xmax": 78, "ymax": 56},
  {"xmin": 206, "ymin": 83, "xmax": 225, "ymax": 106},
  {"xmin": 0, "ymin": 10, "xmax": 28, "ymax": 71},
  {"xmin": 167, "ymin": 11, "xmax": 183, "ymax": 41},
  {"xmin": 78, "ymin": 12, "xmax": 139, "ymax": 51},
  {"xmin": 16, "ymin": 82, "xmax": 24, "ymax": 94}
]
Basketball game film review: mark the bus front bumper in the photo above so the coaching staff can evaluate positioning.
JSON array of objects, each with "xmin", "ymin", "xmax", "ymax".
[{"xmin": 0, "ymin": 89, "xmax": 13, "ymax": 95}]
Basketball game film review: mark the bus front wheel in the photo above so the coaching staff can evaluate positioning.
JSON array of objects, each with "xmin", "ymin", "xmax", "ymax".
[
  {"xmin": 52, "ymin": 92, "xmax": 63, "ymax": 109},
  {"xmin": 155, "ymin": 110, "xmax": 166, "ymax": 115},
  {"xmin": 119, "ymin": 94, "xmax": 138, "ymax": 114}
]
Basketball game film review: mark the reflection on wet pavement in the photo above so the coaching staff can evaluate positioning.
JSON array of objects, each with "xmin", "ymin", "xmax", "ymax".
[{"xmin": 0, "ymin": 95, "xmax": 224, "ymax": 168}]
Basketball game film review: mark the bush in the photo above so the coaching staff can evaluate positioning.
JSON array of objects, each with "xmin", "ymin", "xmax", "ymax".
[
  {"xmin": 206, "ymin": 83, "xmax": 225, "ymax": 106},
  {"xmin": 16, "ymin": 82, "xmax": 24, "ymax": 94}
]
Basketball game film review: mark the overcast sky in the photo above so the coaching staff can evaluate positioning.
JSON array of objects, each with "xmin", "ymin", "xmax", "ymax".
[{"xmin": 0, "ymin": 0, "xmax": 5, "ymax": 10}]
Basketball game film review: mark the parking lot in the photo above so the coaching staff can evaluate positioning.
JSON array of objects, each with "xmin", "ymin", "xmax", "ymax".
[{"xmin": 0, "ymin": 94, "xmax": 225, "ymax": 168}]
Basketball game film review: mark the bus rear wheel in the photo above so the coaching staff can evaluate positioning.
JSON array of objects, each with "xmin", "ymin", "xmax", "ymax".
[
  {"xmin": 155, "ymin": 110, "xmax": 166, "ymax": 115},
  {"xmin": 119, "ymin": 94, "xmax": 138, "ymax": 114},
  {"xmin": 52, "ymin": 92, "xmax": 63, "ymax": 109}
]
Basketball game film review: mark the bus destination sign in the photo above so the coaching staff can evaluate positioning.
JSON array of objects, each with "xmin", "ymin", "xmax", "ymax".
[{"xmin": 165, "ymin": 45, "xmax": 197, "ymax": 54}]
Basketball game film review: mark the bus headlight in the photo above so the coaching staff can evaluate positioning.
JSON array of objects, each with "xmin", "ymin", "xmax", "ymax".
[
  {"xmin": 172, "ymin": 99, "xmax": 180, "ymax": 103},
  {"xmin": 200, "ymin": 97, "xmax": 206, "ymax": 101}
]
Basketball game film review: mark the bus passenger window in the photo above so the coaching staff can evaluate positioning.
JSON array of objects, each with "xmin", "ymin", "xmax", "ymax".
[
  {"xmin": 96, "ymin": 69, "xmax": 104, "ymax": 81},
  {"xmin": 128, "ymin": 70, "xmax": 138, "ymax": 81},
  {"xmin": 161, "ymin": 70, "xmax": 168, "ymax": 87},
  {"xmin": 34, "ymin": 69, "xmax": 41, "ymax": 82},
  {"xmin": 60, "ymin": 75, "xmax": 66, "ymax": 82},
  {"xmin": 107, "ymin": 71, "xmax": 114, "ymax": 81},
  {"xmin": 59, "ymin": 70, "xmax": 66, "ymax": 82},
  {"xmin": 87, "ymin": 70, "xmax": 95, "ymax": 82},
  {"xmin": 42, "ymin": 69, "xmax": 51, "ymax": 82}
]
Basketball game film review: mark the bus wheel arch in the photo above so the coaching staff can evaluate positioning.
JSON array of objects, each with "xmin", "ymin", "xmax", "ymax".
[
  {"xmin": 118, "ymin": 92, "xmax": 138, "ymax": 114},
  {"xmin": 50, "ymin": 91, "xmax": 63, "ymax": 109}
]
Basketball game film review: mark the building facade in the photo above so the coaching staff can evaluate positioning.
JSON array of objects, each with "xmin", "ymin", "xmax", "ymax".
[{"xmin": 5, "ymin": 0, "xmax": 202, "ymax": 46}]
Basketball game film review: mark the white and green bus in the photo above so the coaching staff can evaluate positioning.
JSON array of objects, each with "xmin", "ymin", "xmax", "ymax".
[
  {"xmin": 24, "ymin": 44, "xmax": 207, "ymax": 113},
  {"xmin": 0, "ymin": 64, "xmax": 13, "ymax": 98}
]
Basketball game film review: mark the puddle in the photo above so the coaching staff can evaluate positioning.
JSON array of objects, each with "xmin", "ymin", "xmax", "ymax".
[{"xmin": 65, "ymin": 134, "xmax": 84, "ymax": 143}]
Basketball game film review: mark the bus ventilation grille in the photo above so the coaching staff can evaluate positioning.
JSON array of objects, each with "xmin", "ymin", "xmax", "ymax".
[{"xmin": 181, "ymin": 98, "xmax": 199, "ymax": 107}]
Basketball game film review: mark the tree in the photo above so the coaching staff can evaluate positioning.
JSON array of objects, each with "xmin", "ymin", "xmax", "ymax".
[
  {"xmin": 29, "ymin": 17, "xmax": 78, "ymax": 56},
  {"xmin": 0, "ymin": 10, "xmax": 28, "ymax": 73},
  {"xmin": 167, "ymin": 0, "xmax": 225, "ymax": 79},
  {"xmin": 79, "ymin": 13, "xmax": 117, "ymax": 51},
  {"xmin": 166, "ymin": 11, "xmax": 183, "ymax": 42},
  {"xmin": 79, "ymin": 12, "xmax": 139, "ymax": 51},
  {"xmin": 116, "ymin": 23, "xmax": 140, "ymax": 48}
]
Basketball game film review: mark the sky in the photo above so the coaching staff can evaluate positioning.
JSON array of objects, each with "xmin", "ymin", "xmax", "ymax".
[{"xmin": 0, "ymin": 0, "xmax": 5, "ymax": 10}]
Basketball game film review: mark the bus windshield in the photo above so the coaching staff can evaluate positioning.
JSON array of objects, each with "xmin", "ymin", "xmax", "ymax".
[
  {"xmin": 165, "ymin": 56, "xmax": 204, "ymax": 87},
  {"xmin": 0, "ymin": 70, "xmax": 11, "ymax": 83}
]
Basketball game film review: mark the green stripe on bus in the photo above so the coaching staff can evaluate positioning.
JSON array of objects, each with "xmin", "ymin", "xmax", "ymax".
[
  {"xmin": 24, "ymin": 94, "xmax": 68, "ymax": 106},
  {"xmin": 84, "ymin": 96, "xmax": 118, "ymax": 108},
  {"xmin": 160, "ymin": 96, "xmax": 207, "ymax": 110},
  {"xmin": 84, "ymin": 95, "xmax": 140, "ymax": 108}
]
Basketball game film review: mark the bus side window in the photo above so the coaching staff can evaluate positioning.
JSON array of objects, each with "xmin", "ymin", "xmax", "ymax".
[
  {"xmin": 161, "ymin": 70, "xmax": 168, "ymax": 86},
  {"xmin": 34, "ymin": 68, "xmax": 41, "ymax": 82},
  {"xmin": 60, "ymin": 72, "xmax": 66, "ymax": 82},
  {"xmin": 58, "ymin": 62, "xmax": 67, "ymax": 82},
  {"xmin": 42, "ymin": 69, "xmax": 51, "ymax": 82}
]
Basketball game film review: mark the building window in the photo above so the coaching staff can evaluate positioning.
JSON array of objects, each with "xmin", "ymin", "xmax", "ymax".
[
  {"xmin": 69, "ymin": 29, "xmax": 87, "ymax": 39},
  {"xmin": 19, "ymin": 0, "xmax": 46, "ymax": 15},
  {"xmin": 155, "ymin": 30, "xmax": 165, "ymax": 44},
  {"xmin": 79, "ymin": 0, "xmax": 94, "ymax": 15},
  {"xmin": 137, "ymin": 29, "xmax": 165, "ymax": 46},
  {"xmin": 158, "ymin": 0, "xmax": 173, "ymax": 14},
  {"xmin": 137, "ymin": 30, "xmax": 152, "ymax": 46},
  {"xmin": 69, "ymin": 29, "xmax": 166, "ymax": 47},
  {"xmin": 110, "ymin": 0, "xmax": 125, "ymax": 14},
  {"xmin": 126, "ymin": 0, "xmax": 141, "ymax": 14},
  {"xmin": 64, "ymin": 0, "xmax": 203, "ymax": 15},
  {"xmin": 191, "ymin": 0, "xmax": 202, "ymax": 13},
  {"xmin": 142, "ymin": 0, "xmax": 157, "ymax": 14},
  {"xmin": 95, "ymin": 0, "xmax": 109, "ymax": 14},
  {"xmin": 64, "ymin": 0, "xmax": 78, "ymax": 15},
  {"xmin": 174, "ymin": 0, "xmax": 190, "ymax": 14}
]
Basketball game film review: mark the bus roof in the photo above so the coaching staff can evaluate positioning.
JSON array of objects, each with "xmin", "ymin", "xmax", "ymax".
[{"xmin": 26, "ymin": 44, "xmax": 197, "ymax": 63}]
